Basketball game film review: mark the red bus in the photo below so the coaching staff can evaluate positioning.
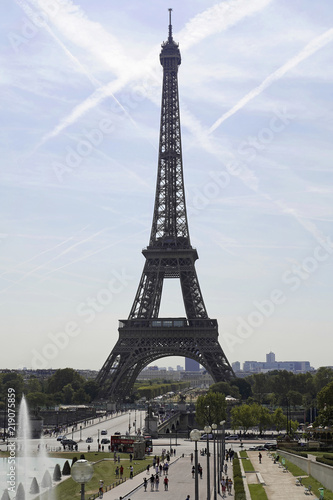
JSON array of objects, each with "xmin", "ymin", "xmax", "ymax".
[{"xmin": 110, "ymin": 435, "xmax": 153, "ymax": 454}]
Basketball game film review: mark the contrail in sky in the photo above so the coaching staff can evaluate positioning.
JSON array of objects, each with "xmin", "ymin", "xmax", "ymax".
[
  {"xmin": 31, "ymin": 0, "xmax": 273, "ymax": 146},
  {"xmin": 208, "ymin": 27, "xmax": 333, "ymax": 134}
]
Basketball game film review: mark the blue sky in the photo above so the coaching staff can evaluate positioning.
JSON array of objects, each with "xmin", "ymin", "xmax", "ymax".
[{"xmin": 1, "ymin": 0, "xmax": 333, "ymax": 372}]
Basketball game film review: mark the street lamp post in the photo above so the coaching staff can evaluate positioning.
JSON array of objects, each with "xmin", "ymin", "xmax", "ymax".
[
  {"xmin": 220, "ymin": 420, "xmax": 226, "ymax": 476},
  {"xmin": 212, "ymin": 423, "xmax": 217, "ymax": 500},
  {"xmin": 190, "ymin": 429, "xmax": 201, "ymax": 500},
  {"xmin": 71, "ymin": 459, "xmax": 94, "ymax": 500},
  {"xmin": 204, "ymin": 425, "xmax": 211, "ymax": 500}
]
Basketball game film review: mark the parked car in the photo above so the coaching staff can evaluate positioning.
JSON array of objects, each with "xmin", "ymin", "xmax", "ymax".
[
  {"xmin": 114, "ymin": 431, "xmax": 121, "ymax": 435},
  {"xmin": 86, "ymin": 437, "xmax": 93, "ymax": 443},
  {"xmin": 57, "ymin": 435, "xmax": 65, "ymax": 441},
  {"xmin": 264, "ymin": 442, "xmax": 277, "ymax": 450},
  {"xmin": 225, "ymin": 434, "xmax": 239, "ymax": 440},
  {"xmin": 249, "ymin": 444, "xmax": 267, "ymax": 451},
  {"xmin": 101, "ymin": 438, "xmax": 110, "ymax": 444},
  {"xmin": 200, "ymin": 433, "xmax": 213, "ymax": 440},
  {"xmin": 101, "ymin": 430, "xmax": 107, "ymax": 435}
]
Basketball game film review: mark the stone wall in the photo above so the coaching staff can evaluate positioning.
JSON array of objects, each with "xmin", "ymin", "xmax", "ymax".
[{"xmin": 278, "ymin": 449, "xmax": 333, "ymax": 492}]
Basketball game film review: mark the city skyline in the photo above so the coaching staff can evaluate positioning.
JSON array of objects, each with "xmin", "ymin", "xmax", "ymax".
[{"xmin": 1, "ymin": 1, "xmax": 333, "ymax": 372}]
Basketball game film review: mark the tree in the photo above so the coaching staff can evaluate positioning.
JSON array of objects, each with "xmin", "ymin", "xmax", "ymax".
[
  {"xmin": 231, "ymin": 378, "xmax": 252, "ymax": 400},
  {"xmin": 30, "ymin": 477, "xmax": 39, "ymax": 494},
  {"xmin": 313, "ymin": 367, "xmax": 333, "ymax": 393},
  {"xmin": 53, "ymin": 463, "xmax": 62, "ymax": 481},
  {"xmin": 47, "ymin": 368, "xmax": 85, "ymax": 393},
  {"xmin": 26, "ymin": 392, "xmax": 47, "ymax": 410},
  {"xmin": 231, "ymin": 404, "xmax": 256, "ymax": 433},
  {"xmin": 62, "ymin": 384, "xmax": 74, "ymax": 404},
  {"xmin": 250, "ymin": 373, "xmax": 269, "ymax": 403},
  {"xmin": 272, "ymin": 407, "xmax": 286, "ymax": 432},
  {"xmin": 195, "ymin": 393, "xmax": 226, "ymax": 428},
  {"xmin": 251, "ymin": 403, "xmax": 271, "ymax": 435},
  {"xmin": 209, "ymin": 381, "xmax": 240, "ymax": 399},
  {"xmin": 286, "ymin": 390, "xmax": 302, "ymax": 410},
  {"xmin": 317, "ymin": 380, "xmax": 333, "ymax": 409},
  {"xmin": 83, "ymin": 380, "xmax": 99, "ymax": 401},
  {"xmin": 62, "ymin": 460, "xmax": 71, "ymax": 476}
]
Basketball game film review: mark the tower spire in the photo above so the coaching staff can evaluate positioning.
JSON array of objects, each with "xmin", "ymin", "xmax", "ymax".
[{"xmin": 168, "ymin": 8, "xmax": 173, "ymax": 41}]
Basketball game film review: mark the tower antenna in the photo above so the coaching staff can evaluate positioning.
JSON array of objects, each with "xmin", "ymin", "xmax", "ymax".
[{"xmin": 168, "ymin": 8, "xmax": 173, "ymax": 41}]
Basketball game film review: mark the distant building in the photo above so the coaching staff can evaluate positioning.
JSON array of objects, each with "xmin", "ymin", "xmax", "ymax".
[
  {"xmin": 232, "ymin": 361, "xmax": 241, "ymax": 372},
  {"xmin": 235, "ymin": 352, "xmax": 313, "ymax": 374},
  {"xmin": 185, "ymin": 358, "xmax": 200, "ymax": 372}
]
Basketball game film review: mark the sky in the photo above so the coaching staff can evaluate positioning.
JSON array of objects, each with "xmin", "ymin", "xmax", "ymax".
[{"xmin": 1, "ymin": 0, "xmax": 333, "ymax": 373}]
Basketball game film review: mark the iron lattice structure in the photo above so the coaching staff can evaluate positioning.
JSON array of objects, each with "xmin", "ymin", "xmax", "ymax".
[{"xmin": 97, "ymin": 13, "xmax": 234, "ymax": 401}]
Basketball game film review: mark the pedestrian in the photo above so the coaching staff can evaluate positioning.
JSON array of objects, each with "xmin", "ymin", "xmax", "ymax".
[
  {"xmin": 155, "ymin": 473, "xmax": 160, "ymax": 491},
  {"xmin": 120, "ymin": 465, "xmax": 124, "ymax": 478},
  {"xmin": 150, "ymin": 474, "xmax": 155, "ymax": 491},
  {"xmin": 173, "ymin": 448, "xmax": 176, "ymax": 456},
  {"xmin": 221, "ymin": 477, "xmax": 226, "ymax": 498},
  {"xmin": 147, "ymin": 464, "xmax": 150, "ymax": 474},
  {"xmin": 228, "ymin": 478, "xmax": 233, "ymax": 494},
  {"xmin": 259, "ymin": 452, "xmax": 262, "ymax": 464},
  {"xmin": 129, "ymin": 453, "xmax": 133, "ymax": 462},
  {"xmin": 224, "ymin": 463, "xmax": 228, "ymax": 475},
  {"xmin": 143, "ymin": 477, "xmax": 148, "ymax": 491},
  {"xmin": 159, "ymin": 463, "xmax": 163, "ymax": 475},
  {"xmin": 164, "ymin": 476, "xmax": 169, "ymax": 491},
  {"xmin": 192, "ymin": 466, "xmax": 195, "ymax": 478},
  {"xmin": 155, "ymin": 465, "xmax": 159, "ymax": 475},
  {"xmin": 190, "ymin": 453, "xmax": 193, "ymax": 464},
  {"xmin": 199, "ymin": 465, "xmax": 203, "ymax": 479},
  {"xmin": 130, "ymin": 465, "xmax": 134, "ymax": 479},
  {"xmin": 186, "ymin": 495, "xmax": 190, "ymax": 500},
  {"xmin": 115, "ymin": 466, "xmax": 119, "ymax": 478}
]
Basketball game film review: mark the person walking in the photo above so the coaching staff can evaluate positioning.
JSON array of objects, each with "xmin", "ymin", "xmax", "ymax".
[
  {"xmin": 130, "ymin": 465, "xmax": 134, "ymax": 479},
  {"xmin": 224, "ymin": 463, "xmax": 228, "ymax": 475},
  {"xmin": 190, "ymin": 453, "xmax": 193, "ymax": 464},
  {"xmin": 192, "ymin": 466, "xmax": 195, "ymax": 478},
  {"xmin": 143, "ymin": 477, "xmax": 148, "ymax": 491},
  {"xmin": 258, "ymin": 452, "xmax": 262, "ymax": 464},
  {"xmin": 150, "ymin": 473, "xmax": 155, "ymax": 491},
  {"xmin": 155, "ymin": 473, "xmax": 160, "ymax": 491},
  {"xmin": 186, "ymin": 495, "xmax": 190, "ymax": 500},
  {"xmin": 164, "ymin": 476, "xmax": 169, "ymax": 491},
  {"xmin": 120, "ymin": 465, "xmax": 124, "ymax": 479}
]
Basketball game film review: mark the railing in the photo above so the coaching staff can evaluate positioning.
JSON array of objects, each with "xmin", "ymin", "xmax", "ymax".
[{"xmin": 119, "ymin": 318, "xmax": 218, "ymax": 329}]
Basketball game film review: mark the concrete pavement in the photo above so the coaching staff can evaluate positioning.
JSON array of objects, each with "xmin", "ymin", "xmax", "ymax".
[
  {"xmin": 245, "ymin": 450, "xmax": 320, "ymax": 500},
  {"xmin": 100, "ymin": 442, "xmax": 234, "ymax": 500}
]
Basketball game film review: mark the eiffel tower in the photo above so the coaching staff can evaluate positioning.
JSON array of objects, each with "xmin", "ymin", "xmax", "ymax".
[{"xmin": 97, "ymin": 10, "xmax": 234, "ymax": 401}]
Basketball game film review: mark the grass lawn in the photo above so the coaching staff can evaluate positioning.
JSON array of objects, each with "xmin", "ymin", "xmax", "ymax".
[
  {"xmin": 239, "ymin": 450, "xmax": 255, "ymax": 472},
  {"xmin": 280, "ymin": 456, "xmax": 333, "ymax": 500},
  {"xmin": 248, "ymin": 484, "xmax": 269, "ymax": 500},
  {"xmin": 33, "ymin": 453, "xmax": 155, "ymax": 500}
]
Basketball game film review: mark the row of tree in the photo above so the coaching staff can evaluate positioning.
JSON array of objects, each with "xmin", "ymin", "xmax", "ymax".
[{"xmin": 0, "ymin": 368, "xmax": 99, "ymax": 409}]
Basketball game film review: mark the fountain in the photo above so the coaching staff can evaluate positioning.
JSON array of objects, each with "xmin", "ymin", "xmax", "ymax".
[{"xmin": 1, "ymin": 395, "xmax": 62, "ymax": 500}]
